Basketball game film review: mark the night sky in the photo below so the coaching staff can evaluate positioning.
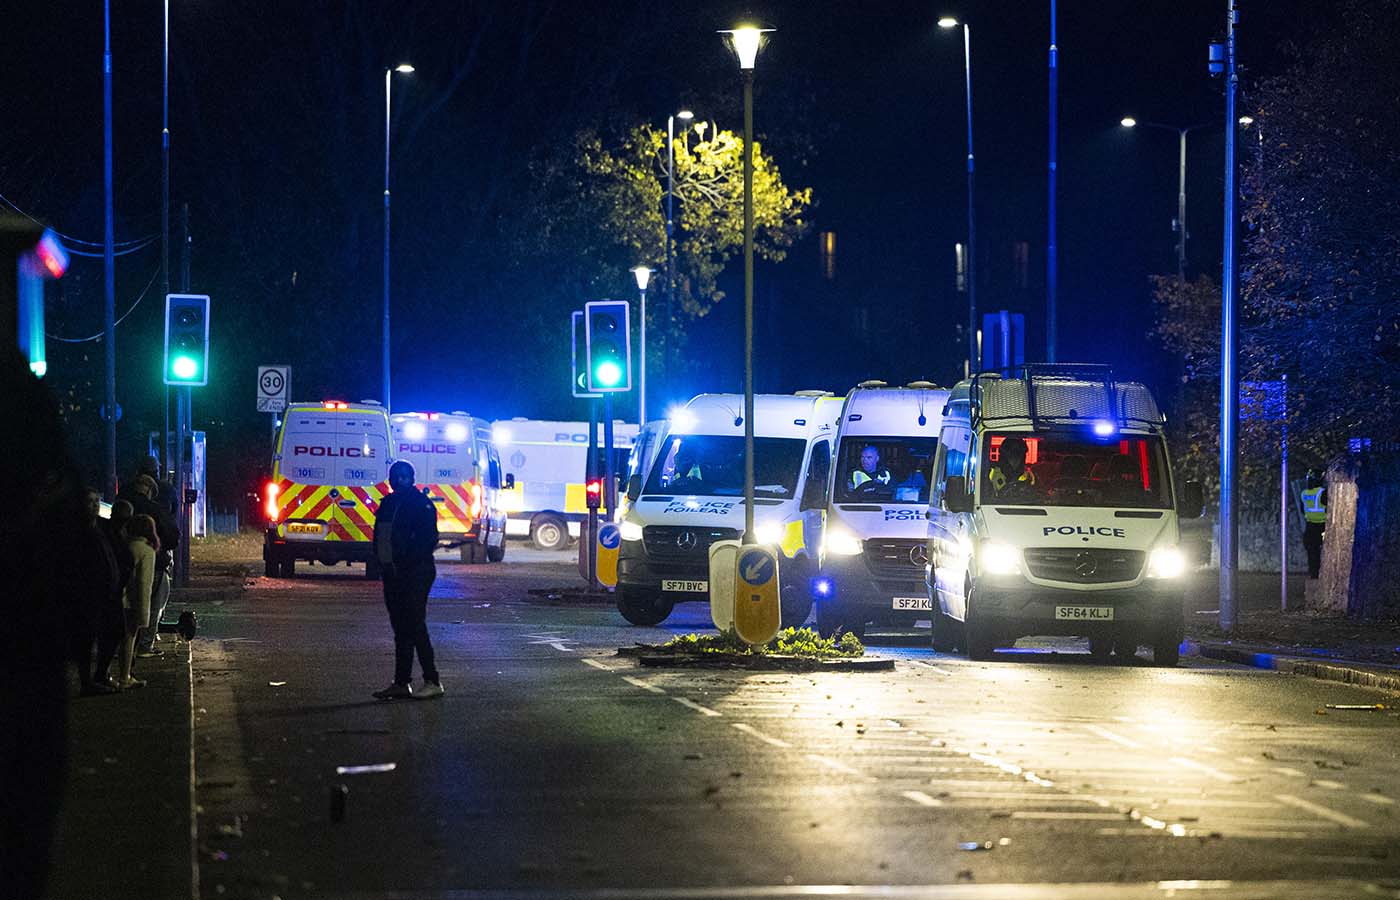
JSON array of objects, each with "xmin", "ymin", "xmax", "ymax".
[{"xmin": 2, "ymin": 1, "xmax": 1317, "ymax": 500}]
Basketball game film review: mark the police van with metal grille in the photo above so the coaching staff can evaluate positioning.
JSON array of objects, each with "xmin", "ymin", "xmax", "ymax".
[
  {"xmin": 615, "ymin": 392, "xmax": 842, "ymax": 627},
  {"xmin": 263, "ymin": 400, "xmax": 392, "ymax": 578},
  {"xmin": 814, "ymin": 380, "xmax": 950, "ymax": 638},
  {"xmin": 925, "ymin": 365, "xmax": 1204, "ymax": 665}
]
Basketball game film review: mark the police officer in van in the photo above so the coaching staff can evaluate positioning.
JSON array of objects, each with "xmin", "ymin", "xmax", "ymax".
[{"xmin": 371, "ymin": 460, "xmax": 444, "ymax": 700}]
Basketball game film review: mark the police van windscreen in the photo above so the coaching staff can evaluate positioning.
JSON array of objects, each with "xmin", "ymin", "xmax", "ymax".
[
  {"xmin": 979, "ymin": 432, "xmax": 1171, "ymax": 509},
  {"xmin": 835, "ymin": 437, "xmax": 938, "ymax": 504},
  {"xmin": 280, "ymin": 412, "xmax": 390, "ymax": 486},
  {"xmin": 644, "ymin": 435, "xmax": 806, "ymax": 499}
]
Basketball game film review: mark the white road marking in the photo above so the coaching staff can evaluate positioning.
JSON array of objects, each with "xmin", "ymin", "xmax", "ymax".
[
  {"xmin": 1012, "ymin": 811, "xmax": 1128, "ymax": 821},
  {"xmin": 807, "ymin": 754, "xmax": 876, "ymax": 781},
  {"xmin": 1272, "ymin": 766, "xmax": 1307, "ymax": 778},
  {"xmin": 1169, "ymin": 756, "xmax": 1240, "ymax": 783},
  {"xmin": 1234, "ymin": 756, "xmax": 1258, "ymax": 766},
  {"xmin": 621, "ymin": 676, "xmax": 666, "ymax": 694},
  {"xmin": 581, "ymin": 658, "xmax": 613, "ymax": 671},
  {"xmin": 907, "ymin": 660, "xmax": 954, "ymax": 675},
  {"xmin": 1083, "ymin": 724, "xmax": 1143, "ymax": 749},
  {"xmin": 1360, "ymin": 793, "xmax": 1395, "ymax": 806},
  {"xmin": 524, "ymin": 632, "xmax": 574, "ymax": 652},
  {"xmin": 1312, "ymin": 779, "xmax": 1346, "ymax": 790},
  {"xmin": 731, "ymin": 723, "xmax": 791, "ymax": 748},
  {"xmin": 901, "ymin": 790, "xmax": 943, "ymax": 807},
  {"xmin": 1275, "ymin": 794, "xmax": 1370, "ymax": 829},
  {"xmin": 672, "ymin": 697, "xmax": 722, "ymax": 717}
]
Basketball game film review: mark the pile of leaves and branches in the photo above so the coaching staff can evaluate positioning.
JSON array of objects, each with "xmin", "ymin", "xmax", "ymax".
[{"xmin": 658, "ymin": 627, "xmax": 864, "ymax": 659}]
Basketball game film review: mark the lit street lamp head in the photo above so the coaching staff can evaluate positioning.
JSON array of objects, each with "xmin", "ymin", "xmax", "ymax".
[
  {"xmin": 630, "ymin": 265, "xmax": 652, "ymax": 291},
  {"xmin": 937, "ymin": 16, "xmax": 959, "ymax": 28},
  {"xmin": 721, "ymin": 25, "xmax": 773, "ymax": 70},
  {"xmin": 677, "ymin": 110, "xmax": 694, "ymax": 121},
  {"xmin": 1120, "ymin": 117, "xmax": 1137, "ymax": 128},
  {"xmin": 394, "ymin": 63, "xmax": 415, "ymax": 74}
]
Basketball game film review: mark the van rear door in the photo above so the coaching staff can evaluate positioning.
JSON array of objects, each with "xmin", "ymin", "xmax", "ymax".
[{"xmin": 274, "ymin": 408, "xmax": 389, "ymax": 544}]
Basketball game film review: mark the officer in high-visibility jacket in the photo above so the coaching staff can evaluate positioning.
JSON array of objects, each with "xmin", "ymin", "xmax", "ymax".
[{"xmin": 1301, "ymin": 469, "xmax": 1328, "ymax": 579}]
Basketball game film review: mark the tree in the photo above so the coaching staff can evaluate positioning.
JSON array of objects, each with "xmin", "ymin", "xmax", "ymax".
[{"xmin": 1239, "ymin": 0, "xmax": 1400, "ymax": 461}]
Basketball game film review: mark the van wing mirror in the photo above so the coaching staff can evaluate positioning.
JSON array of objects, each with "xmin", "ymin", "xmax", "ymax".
[
  {"xmin": 1179, "ymin": 480, "xmax": 1205, "ymax": 519},
  {"xmin": 625, "ymin": 474, "xmax": 642, "ymax": 502},
  {"xmin": 504, "ymin": 473, "xmax": 515, "ymax": 490},
  {"xmin": 944, "ymin": 476, "xmax": 973, "ymax": 513}
]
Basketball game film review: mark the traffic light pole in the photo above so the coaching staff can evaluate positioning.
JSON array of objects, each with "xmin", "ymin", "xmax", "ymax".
[
  {"xmin": 603, "ymin": 395, "xmax": 616, "ymax": 518},
  {"xmin": 586, "ymin": 399, "xmax": 599, "ymax": 591},
  {"xmin": 175, "ymin": 385, "xmax": 188, "ymax": 587}
]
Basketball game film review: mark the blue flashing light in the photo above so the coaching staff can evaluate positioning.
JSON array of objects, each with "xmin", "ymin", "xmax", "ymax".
[
  {"xmin": 811, "ymin": 577, "xmax": 834, "ymax": 599},
  {"xmin": 1092, "ymin": 420, "xmax": 1116, "ymax": 437}
]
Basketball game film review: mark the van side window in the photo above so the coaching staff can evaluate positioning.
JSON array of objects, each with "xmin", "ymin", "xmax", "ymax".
[
  {"xmin": 486, "ymin": 449, "xmax": 502, "ymax": 489},
  {"xmin": 803, "ymin": 441, "xmax": 831, "ymax": 506}
]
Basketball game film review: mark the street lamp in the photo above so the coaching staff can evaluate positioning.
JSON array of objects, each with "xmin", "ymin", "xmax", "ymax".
[
  {"xmin": 721, "ymin": 23, "xmax": 771, "ymax": 544},
  {"xmin": 939, "ymin": 16, "xmax": 978, "ymax": 372},
  {"xmin": 631, "ymin": 265, "xmax": 652, "ymax": 425},
  {"xmin": 664, "ymin": 109, "xmax": 693, "ymax": 406},
  {"xmin": 1120, "ymin": 116, "xmax": 1210, "ymax": 280},
  {"xmin": 382, "ymin": 62, "xmax": 414, "ymax": 412}
]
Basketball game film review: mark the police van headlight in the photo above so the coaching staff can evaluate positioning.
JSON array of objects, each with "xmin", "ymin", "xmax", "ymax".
[
  {"xmin": 1147, "ymin": 545, "xmax": 1187, "ymax": 579},
  {"xmin": 980, "ymin": 541, "xmax": 1021, "ymax": 576},
  {"xmin": 619, "ymin": 520, "xmax": 644, "ymax": 542},
  {"xmin": 752, "ymin": 521, "xmax": 784, "ymax": 545},
  {"xmin": 823, "ymin": 527, "xmax": 863, "ymax": 556}
]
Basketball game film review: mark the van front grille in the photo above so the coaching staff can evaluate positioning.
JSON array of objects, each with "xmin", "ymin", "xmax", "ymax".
[
  {"xmin": 1023, "ymin": 547, "xmax": 1144, "ymax": 584},
  {"xmin": 643, "ymin": 526, "xmax": 739, "ymax": 562}
]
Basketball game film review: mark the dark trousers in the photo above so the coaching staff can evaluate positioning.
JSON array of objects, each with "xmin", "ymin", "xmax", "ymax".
[
  {"xmin": 1303, "ymin": 521, "xmax": 1324, "ymax": 579},
  {"xmin": 383, "ymin": 564, "xmax": 438, "ymax": 685}
]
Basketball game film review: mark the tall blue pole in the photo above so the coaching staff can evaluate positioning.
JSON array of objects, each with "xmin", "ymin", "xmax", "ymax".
[
  {"xmin": 962, "ymin": 24, "xmax": 977, "ymax": 372},
  {"xmin": 162, "ymin": 0, "xmax": 171, "ymax": 478},
  {"xmin": 1046, "ymin": 0, "xmax": 1058, "ymax": 363},
  {"xmin": 103, "ymin": 0, "xmax": 117, "ymax": 500},
  {"xmin": 1219, "ymin": 0, "xmax": 1239, "ymax": 633},
  {"xmin": 382, "ymin": 67, "xmax": 393, "ymax": 413}
]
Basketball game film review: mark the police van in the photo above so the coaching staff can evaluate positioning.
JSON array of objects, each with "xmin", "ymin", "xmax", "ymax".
[
  {"xmin": 492, "ymin": 418, "xmax": 638, "ymax": 550},
  {"xmin": 615, "ymin": 392, "xmax": 841, "ymax": 626},
  {"xmin": 815, "ymin": 381, "xmax": 950, "ymax": 638},
  {"xmin": 390, "ymin": 411, "xmax": 509, "ymax": 563},
  {"xmin": 263, "ymin": 400, "xmax": 392, "ymax": 578},
  {"xmin": 925, "ymin": 365, "xmax": 1204, "ymax": 665}
]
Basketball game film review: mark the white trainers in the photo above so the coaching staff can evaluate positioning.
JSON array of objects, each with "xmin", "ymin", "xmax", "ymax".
[
  {"xmin": 372, "ymin": 682, "xmax": 413, "ymax": 700},
  {"xmin": 414, "ymin": 680, "xmax": 445, "ymax": 700}
]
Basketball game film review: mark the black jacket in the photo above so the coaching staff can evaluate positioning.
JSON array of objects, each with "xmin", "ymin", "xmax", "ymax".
[
  {"xmin": 117, "ymin": 491, "xmax": 180, "ymax": 568},
  {"xmin": 373, "ymin": 488, "xmax": 439, "ymax": 571}
]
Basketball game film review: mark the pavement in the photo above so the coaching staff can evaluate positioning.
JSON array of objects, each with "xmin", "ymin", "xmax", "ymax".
[{"xmin": 40, "ymin": 546, "xmax": 1400, "ymax": 899}]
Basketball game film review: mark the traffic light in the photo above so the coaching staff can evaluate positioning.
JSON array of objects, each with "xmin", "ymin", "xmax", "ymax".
[
  {"xmin": 571, "ymin": 310, "xmax": 600, "ymax": 398},
  {"xmin": 584, "ymin": 299, "xmax": 630, "ymax": 393},
  {"xmin": 585, "ymin": 478, "xmax": 603, "ymax": 509},
  {"xmin": 164, "ymin": 294, "xmax": 210, "ymax": 386}
]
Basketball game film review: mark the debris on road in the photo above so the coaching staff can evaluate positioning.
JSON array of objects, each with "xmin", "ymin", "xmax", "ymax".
[
  {"xmin": 268, "ymin": 681, "xmax": 287, "ymax": 686},
  {"xmin": 334, "ymin": 762, "xmax": 397, "ymax": 775},
  {"xmin": 1325, "ymin": 703, "xmax": 1385, "ymax": 710}
]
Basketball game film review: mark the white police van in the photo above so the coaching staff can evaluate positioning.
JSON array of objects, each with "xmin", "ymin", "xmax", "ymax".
[
  {"xmin": 925, "ymin": 365, "xmax": 1204, "ymax": 665},
  {"xmin": 491, "ymin": 419, "xmax": 638, "ymax": 550},
  {"xmin": 615, "ymin": 392, "xmax": 842, "ymax": 626},
  {"xmin": 815, "ymin": 381, "xmax": 950, "ymax": 638}
]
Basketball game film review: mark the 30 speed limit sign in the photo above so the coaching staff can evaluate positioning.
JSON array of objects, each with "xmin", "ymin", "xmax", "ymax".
[{"xmin": 256, "ymin": 365, "xmax": 290, "ymax": 413}]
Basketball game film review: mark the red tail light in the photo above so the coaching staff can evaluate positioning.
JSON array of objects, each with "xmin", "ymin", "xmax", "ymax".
[{"xmin": 264, "ymin": 481, "xmax": 280, "ymax": 522}]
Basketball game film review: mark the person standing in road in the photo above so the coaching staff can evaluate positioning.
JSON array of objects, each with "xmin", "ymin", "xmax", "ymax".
[
  {"xmin": 371, "ymin": 460, "xmax": 444, "ymax": 700},
  {"xmin": 1301, "ymin": 469, "xmax": 1328, "ymax": 579}
]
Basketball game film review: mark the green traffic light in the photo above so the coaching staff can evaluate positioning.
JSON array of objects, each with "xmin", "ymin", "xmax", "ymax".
[
  {"xmin": 171, "ymin": 355, "xmax": 200, "ymax": 380},
  {"xmin": 594, "ymin": 360, "xmax": 623, "ymax": 387}
]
